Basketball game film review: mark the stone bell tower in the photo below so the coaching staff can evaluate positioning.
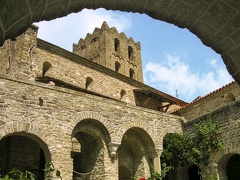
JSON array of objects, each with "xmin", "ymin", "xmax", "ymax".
[{"xmin": 73, "ymin": 21, "xmax": 143, "ymax": 83}]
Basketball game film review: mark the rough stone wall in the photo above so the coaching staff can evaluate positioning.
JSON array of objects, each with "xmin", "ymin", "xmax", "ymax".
[
  {"xmin": 33, "ymin": 45, "xmax": 138, "ymax": 105},
  {"xmin": 73, "ymin": 22, "xmax": 143, "ymax": 82},
  {"xmin": 0, "ymin": 77, "xmax": 183, "ymax": 179},
  {"xmin": 0, "ymin": 25, "xmax": 184, "ymax": 112},
  {"xmin": 0, "ymin": 26, "xmax": 37, "ymax": 82},
  {"xmin": 181, "ymin": 100, "xmax": 240, "ymax": 179},
  {"xmin": 177, "ymin": 81, "xmax": 240, "ymax": 121},
  {"xmin": 1, "ymin": 1, "xmax": 240, "ymax": 84}
]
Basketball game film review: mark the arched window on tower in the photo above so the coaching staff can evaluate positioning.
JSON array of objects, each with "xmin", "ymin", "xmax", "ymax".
[
  {"xmin": 115, "ymin": 61, "xmax": 121, "ymax": 72},
  {"xmin": 114, "ymin": 38, "xmax": 120, "ymax": 52},
  {"xmin": 128, "ymin": 46, "xmax": 134, "ymax": 60},
  {"xmin": 129, "ymin": 68, "xmax": 134, "ymax": 79},
  {"xmin": 91, "ymin": 37, "xmax": 99, "ymax": 43},
  {"xmin": 81, "ymin": 45, "xmax": 86, "ymax": 50}
]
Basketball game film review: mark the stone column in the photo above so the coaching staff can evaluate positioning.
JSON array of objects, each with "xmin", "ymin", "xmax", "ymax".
[
  {"xmin": 153, "ymin": 148, "xmax": 163, "ymax": 173},
  {"xmin": 105, "ymin": 142, "xmax": 121, "ymax": 180},
  {"xmin": 201, "ymin": 162, "xmax": 219, "ymax": 180},
  {"xmin": 47, "ymin": 137, "xmax": 73, "ymax": 180},
  {"xmin": 49, "ymin": 149, "xmax": 73, "ymax": 180}
]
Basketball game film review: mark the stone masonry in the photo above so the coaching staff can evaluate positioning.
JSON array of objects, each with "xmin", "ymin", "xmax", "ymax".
[
  {"xmin": 1, "ymin": 1, "xmax": 240, "ymax": 83},
  {"xmin": 0, "ymin": 24, "xmax": 185, "ymax": 179},
  {"xmin": 0, "ymin": 22, "xmax": 240, "ymax": 180},
  {"xmin": 73, "ymin": 22, "xmax": 143, "ymax": 82}
]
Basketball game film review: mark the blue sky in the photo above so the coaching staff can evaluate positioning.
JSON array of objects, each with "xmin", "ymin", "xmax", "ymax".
[{"xmin": 35, "ymin": 8, "xmax": 233, "ymax": 103}]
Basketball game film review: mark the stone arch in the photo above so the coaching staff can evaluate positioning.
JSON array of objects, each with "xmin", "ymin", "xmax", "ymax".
[
  {"xmin": 209, "ymin": 148, "xmax": 240, "ymax": 179},
  {"xmin": 0, "ymin": 122, "xmax": 52, "ymax": 178},
  {"xmin": 72, "ymin": 118, "xmax": 111, "ymax": 145},
  {"xmin": 118, "ymin": 127, "xmax": 156, "ymax": 179},
  {"xmin": 159, "ymin": 125, "xmax": 183, "ymax": 148},
  {"xmin": 0, "ymin": 121, "xmax": 52, "ymax": 148},
  {"xmin": 71, "ymin": 114, "xmax": 112, "ymax": 179},
  {"xmin": 119, "ymin": 120, "xmax": 157, "ymax": 147},
  {"xmin": 217, "ymin": 152, "xmax": 240, "ymax": 180},
  {"xmin": 65, "ymin": 111, "xmax": 113, "ymax": 139},
  {"xmin": 1, "ymin": 1, "xmax": 240, "ymax": 83},
  {"xmin": 212, "ymin": 148, "xmax": 240, "ymax": 164}
]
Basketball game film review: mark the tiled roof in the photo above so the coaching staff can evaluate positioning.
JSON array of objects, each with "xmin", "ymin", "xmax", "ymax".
[{"xmin": 173, "ymin": 81, "xmax": 236, "ymax": 113}]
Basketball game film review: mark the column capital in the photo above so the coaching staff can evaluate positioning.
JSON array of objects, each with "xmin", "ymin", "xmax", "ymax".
[
  {"xmin": 108, "ymin": 142, "xmax": 121, "ymax": 158},
  {"xmin": 154, "ymin": 148, "xmax": 163, "ymax": 157}
]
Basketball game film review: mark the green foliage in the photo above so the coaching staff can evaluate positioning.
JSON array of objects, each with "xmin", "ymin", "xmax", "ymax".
[
  {"xmin": 137, "ymin": 165, "xmax": 171, "ymax": 180},
  {"xmin": 131, "ymin": 165, "xmax": 171, "ymax": 180},
  {"xmin": 0, "ymin": 162, "xmax": 62, "ymax": 180},
  {"xmin": 130, "ymin": 176, "xmax": 137, "ymax": 180},
  {"xmin": 161, "ymin": 114, "xmax": 224, "ymax": 169},
  {"xmin": 0, "ymin": 168, "xmax": 35, "ymax": 180},
  {"xmin": 161, "ymin": 132, "xmax": 194, "ymax": 167},
  {"xmin": 148, "ymin": 168, "xmax": 162, "ymax": 180},
  {"xmin": 45, "ymin": 162, "xmax": 62, "ymax": 180},
  {"xmin": 194, "ymin": 115, "xmax": 224, "ymax": 165},
  {"xmin": 159, "ymin": 163, "xmax": 172, "ymax": 179}
]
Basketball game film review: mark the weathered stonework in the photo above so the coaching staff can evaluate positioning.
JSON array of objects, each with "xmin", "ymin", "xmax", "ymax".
[
  {"xmin": 1, "ymin": 1, "xmax": 240, "ymax": 83},
  {"xmin": 0, "ymin": 22, "xmax": 239, "ymax": 180},
  {"xmin": 176, "ymin": 81, "xmax": 240, "ymax": 121},
  {"xmin": 73, "ymin": 22, "xmax": 143, "ymax": 82},
  {"xmin": 0, "ymin": 25, "xmax": 185, "ymax": 179},
  {"xmin": 0, "ymin": 77, "xmax": 183, "ymax": 179}
]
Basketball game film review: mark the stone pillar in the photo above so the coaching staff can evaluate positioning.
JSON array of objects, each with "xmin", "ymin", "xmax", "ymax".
[
  {"xmin": 153, "ymin": 148, "xmax": 163, "ymax": 173},
  {"xmin": 49, "ymin": 154, "xmax": 73, "ymax": 179},
  {"xmin": 48, "ymin": 140, "xmax": 73, "ymax": 180},
  {"xmin": 201, "ymin": 162, "xmax": 219, "ymax": 180},
  {"xmin": 105, "ymin": 142, "xmax": 121, "ymax": 180}
]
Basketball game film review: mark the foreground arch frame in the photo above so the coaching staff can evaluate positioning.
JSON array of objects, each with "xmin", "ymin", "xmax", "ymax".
[{"xmin": 0, "ymin": 0, "xmax": 240, "ymax": 83}]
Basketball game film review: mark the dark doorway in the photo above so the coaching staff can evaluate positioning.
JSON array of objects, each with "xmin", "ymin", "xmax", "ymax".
[
  {"xmin": 0, "ymin": 135, "xmax": 46, "ymax": 179},
  {"xmin": 188, "ymin": 165, "xmax": 201, "ymax": 180},
  {"xmin": 226, "ymin": 154, "xmax": 240, "ymax": 180}
]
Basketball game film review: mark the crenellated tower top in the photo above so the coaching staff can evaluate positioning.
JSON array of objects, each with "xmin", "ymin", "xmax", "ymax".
[{"xmin": 73, "ymin": 21, "xmax": 143, "ymax": 82}]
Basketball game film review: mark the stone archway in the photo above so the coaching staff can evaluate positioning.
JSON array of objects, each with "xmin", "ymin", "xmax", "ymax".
[
  {"xmin": 0, "ymin": 133, "xmax": 51, "ymax": 179},
  {"xmin": 1, "ymin": 1, "xmax": 240, "ymax": 83},
  {"xmin": 218, "ymin": 153, "xmax": 240, "ymax": 180},
  {"xmin": 118, "ymin": 127, "xmax": 155, "ymax": 180},
  {"xmin": 71, "ymin": 118, "xmax": 111, "ymax": 180},
  {"xmin": 226, "ymin": 154, "xmax": 240, "ymax": 180}
]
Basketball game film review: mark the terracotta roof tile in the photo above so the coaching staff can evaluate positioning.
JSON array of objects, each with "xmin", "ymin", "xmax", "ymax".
[{"xmin": 173, "ymin": 81, "xmax": 236, "ymax": 113}]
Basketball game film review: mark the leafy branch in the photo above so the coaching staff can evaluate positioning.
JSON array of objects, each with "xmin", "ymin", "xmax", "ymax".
[{"xmin": 161, "ymin": 114, "xmax": 224, "ymax": 177}]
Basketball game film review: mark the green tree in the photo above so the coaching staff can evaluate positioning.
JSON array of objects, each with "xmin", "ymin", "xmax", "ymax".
[{"xmin": 160, "ymin": 114, "xmax": 224, "ymax": 178}]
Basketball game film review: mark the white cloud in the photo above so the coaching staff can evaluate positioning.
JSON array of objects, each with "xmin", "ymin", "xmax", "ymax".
[
  {"xmin": 35, "ymin": 8, "xmax": 132, "ymax": 51},
  {"xmin": 144, "ymin": 54, "xmax": 233, "ymax": 102}
]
